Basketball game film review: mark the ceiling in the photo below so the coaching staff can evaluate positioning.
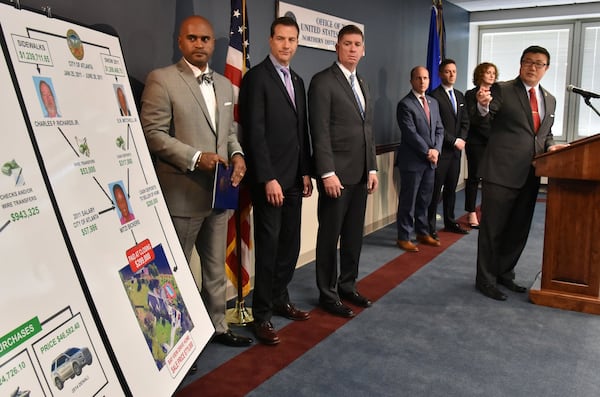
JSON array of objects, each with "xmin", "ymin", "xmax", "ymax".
[{"xmin": 449, "ymin": 0, "xmax": 600, "ymax": 12}]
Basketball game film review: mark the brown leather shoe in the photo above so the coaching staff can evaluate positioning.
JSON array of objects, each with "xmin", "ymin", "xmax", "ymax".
[
  {"xmin": 253, "ymin": 321, "xmax": 280, "ymax": 345},
  {"xmin": 397, "ymin": 240, "xmax": 419, "ymax": 252},
  {"xmin": 273, "ymin": 302, "xmax": 310, "ymax": 321},
  {"xmin": 416, "ymin": 234, "xmax": 441, "ymax": 247}
]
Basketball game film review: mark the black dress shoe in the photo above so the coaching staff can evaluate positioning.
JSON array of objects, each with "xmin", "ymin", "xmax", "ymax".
[
  {"xmin": 320, "ymin": 300, "xmax": 355, "ymax": 318},
  {"xmin": 431, "ymin": 231, "xmax": 440, "ymax": 241},
  {"xmin": 445, "ymin": 223, "xmax": 469, "ymax": 234},
  {"xmin": 339, "ymin": 290, "xmax": 372, "ymax": 307},
  {"xmin": 497, "ymin": 278, "xmax": 527, "ymax": 293},
  {"xmin": 476, "ymin": 283, "xmax": 507, "ymax": 301},
  {"xmin": 252, "ymin": 321, "xmax": 280, "ymax": 345},
  {"xmin": 212, "ymin": 329, "xmax": 253, "ymax": 347},
  {"xmin": 273, "ymin": 302, "xmax": 310, "ymax": 321}
]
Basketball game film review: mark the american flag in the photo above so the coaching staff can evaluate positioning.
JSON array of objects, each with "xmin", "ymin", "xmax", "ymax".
[
  {"xmin": 224, "ymin": 0, "xmax": 250, "ymax": 120},
  {"xmin": 224, "ymin": 0, "xmax": 252, "ymax": 297}
]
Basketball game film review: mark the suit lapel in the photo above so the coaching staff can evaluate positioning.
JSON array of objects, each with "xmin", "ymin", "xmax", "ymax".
[
  {"xmin": 265, "ymin": 58, "xmax": 297, "ymax": 112},
  {"xmin": 515, "ymin": 79, "xmax": 536, "ymax": 135},
  {"xmin": 539, "ymin": 85, "xmax": 554, "ymax": 129},
  {"xmin": 357, "ymin": 74, "xmax": 368, "ymax": 118},
  {"xmin": 177, "ymin": 59, "xmax": 216, "ymax": 135},
  {"xmin": 289, "ymin": 69, "xmax": 301, "ymax": 113},
  {"xmin": 412, "ymin": 94, "xmax": 430, "ymax": 130},
  {"xmin": 426, "ymin": 95, "xmax": 435, "ymax": 142},
  {"xmin": 448, "ymin": 89, "xmax": 458, "ymax": 121},
  {"xmin": 332, "ymin": 64, "xmax": 363, "ymax": 119},
  {"xmin": 436, "ymin": 86, "xmax": 457, "ymax": 122},
  {"xmin": 214, "ymin": 77, "xmax": 230, "ymax": 136}
]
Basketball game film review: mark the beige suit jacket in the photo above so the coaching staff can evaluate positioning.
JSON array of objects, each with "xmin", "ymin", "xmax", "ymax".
[{"xmin": 141, "ymin": 58, "xmax": 242, "ymax": 216}]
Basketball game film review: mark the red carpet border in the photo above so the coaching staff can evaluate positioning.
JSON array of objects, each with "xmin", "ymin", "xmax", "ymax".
[{"xmin": 175, "ymin": 228, "xmax": 467, "ymax": 397}]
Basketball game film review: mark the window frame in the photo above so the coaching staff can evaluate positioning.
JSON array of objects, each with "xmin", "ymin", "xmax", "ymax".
[{"xmin": 474, "ymin": 18, "xmax": 600, "ymax": 143}]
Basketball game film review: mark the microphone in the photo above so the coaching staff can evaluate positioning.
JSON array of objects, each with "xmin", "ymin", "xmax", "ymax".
[{"xmin": 566, "ymin": 85, "xmax": 600, "ymax": 99}]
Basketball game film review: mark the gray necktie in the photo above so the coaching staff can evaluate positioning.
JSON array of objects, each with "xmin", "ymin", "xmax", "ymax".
[
  {"xmin": 197, "ymin": 72, "xmax": 213, "ymax": 85},
  {"xmin": 350, "ymin": 74, "xmax": 365, "ymax": 119}
]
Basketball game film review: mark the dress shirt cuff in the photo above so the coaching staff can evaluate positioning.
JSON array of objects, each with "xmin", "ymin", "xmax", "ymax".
[
  {"xmin": 369, "ymin": 170, "xmax": 377, "ymax": 174},
  {"xmin": 191, "ymin": 151, "xmax": 202, "ymax": 171},
  {"xmin": 477, "ymin": 102, "xmax": 489, "ymax": 116},
  {"xmin": 231, "ymin": 151, "xmax": 244, "ymax": 159},
  {"xmin": 321, "ymin": 171, "xmax": 335, "ymax": 179}
]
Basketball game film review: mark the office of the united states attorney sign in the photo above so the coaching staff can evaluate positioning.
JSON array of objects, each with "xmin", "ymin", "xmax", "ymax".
[{"xmin": 278, "ymin": 1, "xmax": 365, "ymax": 52}]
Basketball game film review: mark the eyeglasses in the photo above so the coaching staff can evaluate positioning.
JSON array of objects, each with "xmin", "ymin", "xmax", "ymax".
[{"xmin": 521, "ymin": 60, "xmax": 547, "ymax": 69}]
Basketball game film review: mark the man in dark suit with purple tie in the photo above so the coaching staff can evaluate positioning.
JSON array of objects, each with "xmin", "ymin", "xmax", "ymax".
[
  {"xmin": 396, "ymin": 66, "xmax": 444, "ymax": 253},
  {"xmin": 239, "ymin": 17, "xmax": 313, "ymax": 344}
]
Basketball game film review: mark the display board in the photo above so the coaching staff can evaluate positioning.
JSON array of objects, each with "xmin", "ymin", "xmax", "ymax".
[
  {"xmin": 0, "ymin": 42, "xmax": 126, "ymax": 397},
  {"xmin": 0, "ymin": 3, "xmax": 214, "ymax": 396}
]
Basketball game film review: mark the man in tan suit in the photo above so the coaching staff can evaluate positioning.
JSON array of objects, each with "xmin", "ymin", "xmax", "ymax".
[{"xmin": 141, "ymin": 15, "xmax": 252, "ymax": 347}]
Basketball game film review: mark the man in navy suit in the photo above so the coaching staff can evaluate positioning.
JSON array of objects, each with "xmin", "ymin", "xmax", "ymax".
[
  {"xmin": 309, "ymin": 25, "xmax": 378, "ymax": 318},
  {"xmin": 239, "ymin": 17, "xmax": 312, "ymax": 344},
  {"xmin": 396, "ymin": 66, "xmax": 444, "ymax": 252},
  {"xmin": 428, "ymin": 59, "xmax": 470, "ymax": 239},
  {"xmin": 474, "ymin": 45, "xmax": 568, "ymax": 301}
]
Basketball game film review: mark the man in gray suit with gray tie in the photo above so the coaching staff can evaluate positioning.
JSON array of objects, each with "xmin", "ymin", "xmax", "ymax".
[
  {"xmin": 141, "ymin": 15, "xmax": 252, "ymax": 347},
  {"xmin": 309, "ymin": 25, "xmax": 378, "ymax": 318}
]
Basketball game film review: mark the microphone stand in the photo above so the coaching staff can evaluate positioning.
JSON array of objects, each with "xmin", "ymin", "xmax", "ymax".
[{"xmin": 583, "ymin": 96, "xmax": 600, "ymax": 117}]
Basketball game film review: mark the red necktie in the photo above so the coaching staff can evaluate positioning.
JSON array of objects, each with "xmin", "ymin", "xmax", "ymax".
[
  {"xmin": 420, "ymin": 96, "xmax": 430, "ymax": 125},
  {"xmin": 529, "ymin": 87, "xmax": 540, "ymax": 133}
]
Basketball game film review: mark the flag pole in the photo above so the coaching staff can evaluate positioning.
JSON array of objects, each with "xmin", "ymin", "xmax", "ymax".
[
  {"xmin": 225, "ymin": 193, "xmax": 253, "ymax": 325},
  {"xmin": 226, "ymin": 0, "xmax": 253, "ymax": 326}
]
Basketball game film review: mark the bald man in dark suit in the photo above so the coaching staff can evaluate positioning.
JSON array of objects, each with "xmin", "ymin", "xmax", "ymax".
[{"xmin": 396, "ymin": 66, "xmax": 444, "ymax": 253}]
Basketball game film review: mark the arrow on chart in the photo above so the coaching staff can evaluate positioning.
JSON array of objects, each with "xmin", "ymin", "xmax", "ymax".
[
  {"xmin": 57, "ymin": 127, "xmax": 80, "ymax": 157},
  {"xmin": 0, "ymin": 220, "xmax": 10, "ymax": 234},
  {"xmin": 92, "ymin": 176, "xmax": 117, "ymax": 215},
  {"xmin": 153, "ymin": 207, "xmax": 178, "ymax": 272},
  {"xmin": 126, "ymin": 124, "xmax": 148, "ymax": 184}
]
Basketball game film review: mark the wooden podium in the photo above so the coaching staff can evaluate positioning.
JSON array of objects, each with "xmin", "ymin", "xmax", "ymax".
[{"xmin": 529, "ymin": 134, "xmax": 600, "ymax": 314}]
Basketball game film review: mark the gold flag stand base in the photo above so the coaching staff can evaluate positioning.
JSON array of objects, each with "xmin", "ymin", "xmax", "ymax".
[{"xmin": 226, "ymin": 299, "xmax": 254, "ymax": 326}]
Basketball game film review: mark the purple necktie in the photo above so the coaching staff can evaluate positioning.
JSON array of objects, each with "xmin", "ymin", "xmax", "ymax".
[{"xmin": 281, "ymin": 68, "xmax": 295, "ymax": 108}]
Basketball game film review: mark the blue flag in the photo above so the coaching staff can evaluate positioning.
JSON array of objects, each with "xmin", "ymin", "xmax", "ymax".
[{"xmin": 426, "ymin": 5, "xmax": 441, "ymax": 92}]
